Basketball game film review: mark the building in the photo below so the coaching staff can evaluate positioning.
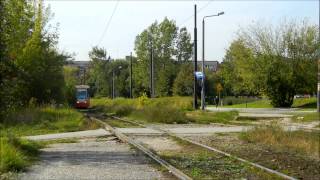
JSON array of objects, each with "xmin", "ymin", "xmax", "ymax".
[
  {"xmin": 65, "ymin": 60, "xmax": 90, "ymax": 70},
  {"xmin": 195, "ymin": 60, "xmax": 219, "ymax": 72}
]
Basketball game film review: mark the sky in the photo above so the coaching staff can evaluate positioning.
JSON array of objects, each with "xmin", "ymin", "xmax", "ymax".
[{"xmin": 44, "ymin": 0, "xmax": 319, "ymax": 62}]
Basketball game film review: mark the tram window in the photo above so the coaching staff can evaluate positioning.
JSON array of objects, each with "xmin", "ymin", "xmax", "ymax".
[{"xmin": 77, "ymin": 90, "xmax": 87, "ymax": 100}]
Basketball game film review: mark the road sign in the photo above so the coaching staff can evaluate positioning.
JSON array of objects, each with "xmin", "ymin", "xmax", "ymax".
[{"xmin": 194, "ymin": 71, "xmax": 204, "ymax": 80}]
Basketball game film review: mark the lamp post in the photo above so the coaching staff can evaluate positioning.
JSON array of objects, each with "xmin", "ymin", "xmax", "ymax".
[{"xmin": 201, "ymin": 11, "xmax": 224, "ymax": 111}]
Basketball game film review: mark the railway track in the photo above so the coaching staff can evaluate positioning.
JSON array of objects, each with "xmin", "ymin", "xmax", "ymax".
[
  {"xmin": 86, "ymin": 114, "xmax": 192, "ymax": 180},
  {"xmin": 87, "ymin": 112, "xmax": 297, "ymax": 180}
]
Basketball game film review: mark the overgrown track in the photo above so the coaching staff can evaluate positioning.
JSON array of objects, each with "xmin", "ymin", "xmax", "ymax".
[
  {"xmin": 105, "ymin": 115, "xmax": 298, "ymax": 180},
  {"xmin": 86, "ymin": 113, "xmax": 191, "ymax": 180}
]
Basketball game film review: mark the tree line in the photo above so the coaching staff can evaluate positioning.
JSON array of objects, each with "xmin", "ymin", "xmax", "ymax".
[
  {"xmin": 87, "ymin": 18, "xmax": 318, "ymax": 108},
  {"xmin": 86, "ymin": 18, "xmax": 221, "ymax": 99},
  {"xmin": 219, "ymin": 20, "xmax": 318, "ymax": 107},
  {"xmin": 0, "ymin": 0, "xmax": 69, "ymax": 121}
]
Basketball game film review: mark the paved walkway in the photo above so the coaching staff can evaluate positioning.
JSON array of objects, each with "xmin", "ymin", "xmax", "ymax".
[
  {"xmin": 206, "ymin": 107, "xmax": 316, "ymax": 114},
  {"xmin": 24, "ymin": 129, "xmax": 111, "ymax": 141},
  {"xmin": 19, "ymin": 138, "xmax": 170, "ymax": 180},
  {"xmin": 116, "ymin": 126, "xmax": 250, "ymax": 135},
  {"xmin": 238, "ymin": 113, "xmax": 293, "ymax": 118}
]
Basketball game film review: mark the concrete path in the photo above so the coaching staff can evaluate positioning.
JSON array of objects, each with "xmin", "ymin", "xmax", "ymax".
[
  {"xmin": 164, "ymin": 126, "xmax": 250, "ymax": 134},
  {"xmin": 239, "ymin": 113, "xmax": 293, "ymax": 118},
  {"xmin": 207, "ymin": 107, "xmax": 316, "ymax": 114},
  {"xmin": 24, "ymin": 129, "xmax": 111, "ymax": 141},
  {"xmin": 19, "ymin": 138, "xmax": 170, "ymax": 180},
  {"xmin": 117, "ymin": 126, "xmax": 250, "ymax": 135},
  {"xmin": 116, "ymin": 128, "xmax": 164, "ymax": 135}
]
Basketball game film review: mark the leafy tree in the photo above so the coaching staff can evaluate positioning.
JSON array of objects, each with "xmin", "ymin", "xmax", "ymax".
[
  {"xmin": 87, "ymin": 46, "xmax": 111, "ymax": 97},
  {"xmin": 221, "ymin": 20, "xmax": 319, "ymax": 107},
  {"xmin": 176, "ymin": 27, "xmax": 193, "ymax": 62},
  {"xmin": 219, "ymin": 39, "xmax": 256, "ymax": 96},
  {"xmin": 173, "ymin": 63, "xmax": 193, "ymax": 96},
  {"xmin": 134, "ymin": 17, "xmax": 192, "ymax": 97},
  {"xmin": 63, "ymin": 66, "xmax": 79, "ymax": 105}
]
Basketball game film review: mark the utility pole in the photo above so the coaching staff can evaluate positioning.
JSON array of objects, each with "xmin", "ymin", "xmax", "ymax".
[
  {"xmin": 317, "ymin": 0, "xmax": 320, "ymax": 112},
  {"xmin": 130, "ymin": 52, "xmax": 133, "ymax": 98},
  {"xmin": 149, "ymin": 33, "xmax": 154, "ymax": 98},
  {"xmin": 201, "ymin": 18, "xmax": 205, "ymax": 110},
  {"xmin": 112, "ymin": 69, "xmax": 115, "ymax": 99},
  {"xmin": 193, "ymin": 4, "xmax": 198, "ymax": 110}
]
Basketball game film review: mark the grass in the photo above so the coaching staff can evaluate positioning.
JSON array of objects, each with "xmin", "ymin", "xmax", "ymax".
[
  {"xmin": 292, "ymin": 97, "xmax": 317, "ymax": 108},
  {"xmin": 92, "ymin": 97, "xmax": 238, "ymax": 124},
  {"xmin": 0, "ymin": 105, "xmax": 101, "ymax": 176},
  {"xmin": 92, "ymin": 97, "xmax": 192, "ymax": 124},
  {"xmin": 0, "ymin": 106, "xmax": 101, "ymax": 137},
  {"xmin": 239, "ymin": 124, "xmax": 319, "ymax": 157},
  {"xmin": 159, "ymin": 137, "xmax": 280, "ymax": 179},
  {"xmin": 0, "ymin": 134, "xmax": 43, "ymax": 174},
  {"xmin": 292, "ymin": 112, "xmax": 319, "ymax": 122},
  {"xmin": 223, "ymin": 99, "xmax": 273, "ymax": 108},
  {"xmin": 186, "ymin": 111, "xmax": 238, "ymax": 124},
  {"xmin": 222, "ymin": 97, "xmax": 316, "ymax": 109}
]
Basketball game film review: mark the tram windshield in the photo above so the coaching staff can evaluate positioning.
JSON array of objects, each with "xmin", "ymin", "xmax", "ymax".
[{"xmin": 76, "ymin": 90, "xmax": 87, "ymax": 100}]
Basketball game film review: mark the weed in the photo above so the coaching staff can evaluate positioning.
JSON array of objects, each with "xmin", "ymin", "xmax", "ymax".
[
  {"xmin": 239, "ymin": 123, "xmax": 319, "ymax": 157},
  {"xmin": 186, "ymin": 111, "xmax": 238, "ymax": 124}
]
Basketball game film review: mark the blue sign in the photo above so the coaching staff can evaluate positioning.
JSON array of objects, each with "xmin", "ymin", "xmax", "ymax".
[{"xmin": 194, "ymin": 71, "xmax": 205, "ymax": 80}]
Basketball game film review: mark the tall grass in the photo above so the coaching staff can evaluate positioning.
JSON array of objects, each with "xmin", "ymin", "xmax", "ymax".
[
  {"xmin": 1, "ymin": 106, "xmax": 99, "ymax": 136},
  {"xmin": 239, "ymin": 124, "xmax": 319, "ymax": 157},
  {"xmin": 186, "ymin": 111, "xmax": 238, "ymax": 124},
  {"xmin": 91, "ymin": 96, "xmax": 239, "ymax": 124},
  {"xmin": 91, "ymin": 96, "xmax": 193, "ymax": 123},
  {"xmin": 0, "ymin": 134, "xmax": 42, "ymax": 174}
]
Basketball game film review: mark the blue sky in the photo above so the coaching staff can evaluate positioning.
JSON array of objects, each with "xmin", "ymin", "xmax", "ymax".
[{"xmin": 44, "ymin": 0, "xmax": 319, "ymax": 62}]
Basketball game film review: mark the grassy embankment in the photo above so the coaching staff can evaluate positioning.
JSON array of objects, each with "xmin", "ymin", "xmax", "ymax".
[
  {"xmin": 223, "ymin": 97, "xmax": 317, "ymax": 109},
  {"xmin": 0, "ymin": 106, "xmax": 100, "ymax": 176},
  {"xmin": 91, "ymin": 96, "xmax": 239, "ymax": 125}
]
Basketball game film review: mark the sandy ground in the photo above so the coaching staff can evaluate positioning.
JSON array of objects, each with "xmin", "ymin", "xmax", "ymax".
[{"xmin": 18, "ymin": 137, "xmax": 173, "ymax": 180}]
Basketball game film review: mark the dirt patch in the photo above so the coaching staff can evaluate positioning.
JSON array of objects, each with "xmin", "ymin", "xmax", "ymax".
[
  {"xmin": 184, "ymin": 133, "xmax": 320, "ymax": 179},
  {"xmin": 134, "ymin": 136, "xmax": 182, "ymax": 152}
]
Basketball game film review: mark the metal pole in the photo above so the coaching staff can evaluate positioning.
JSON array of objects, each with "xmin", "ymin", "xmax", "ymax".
[
  {"xmin": 130, "ymin": 52, "xmax": 133, "ymax": 98},
  {"xmin": 193, "ymin": 4, "xmax": 198, "ymax": 109},
  {"xmin": 112, "ymin": 69, "xmax": 115, "ymax": 99},
  {"xmin": 152, "ymin": 45, "xmax": 155, "ymax": 97},
  {"xmin": 201, "ymin": 19, "xmax": 205, "ymax": 110},
  {"xmin": 149, "ymin": 33, "xmax": 153, "ymax": 98},
  {"xmin": 317, "ymin": 0, "xmax": 320, "ymax": 112}
]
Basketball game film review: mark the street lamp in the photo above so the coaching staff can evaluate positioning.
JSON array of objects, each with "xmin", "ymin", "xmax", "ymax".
[
  {"xmin": 112, "ymin": 65, "xmax": 122, "ymax": 99},
  {"xmin": 201, "ymin": 11, "xmax": 224, "ymax": 110}
]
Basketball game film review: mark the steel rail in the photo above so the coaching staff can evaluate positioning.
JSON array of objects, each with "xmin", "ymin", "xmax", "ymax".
[
  {"xmin": 88, "ymin": 116, "xmax": 192, "ymax": 180},
  {"xmin": 109, "ymin": 115, "xmax": 297, "ymax": 180}
]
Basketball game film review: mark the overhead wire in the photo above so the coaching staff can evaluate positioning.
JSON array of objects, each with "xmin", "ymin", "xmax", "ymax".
[
  {"xmin": 97, "ymin": 0, "xmax": 120, "ymax": 46},
  {"xmin": 178, "ymin": 0, "xmax": 213, "ymax": 27}
]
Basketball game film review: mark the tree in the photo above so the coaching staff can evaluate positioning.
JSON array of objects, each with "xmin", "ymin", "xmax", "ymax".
[
  {"xmin": 87, "ymin": 46, "xmax": 111, "ymax": 97},
  {"xmin": 173, "ymin": 63, "xmax": 193, "ymax": 96},
  {"xmin": 221, "ymin": 20, "xmax": 319, "ymax": 107},
  {"xmin": 134, "ymin": 17, "xmax": 192, "ymax": 97},
  {"xmin": 219, "ymin": 39, "xmax": 256, "ymax": 96},
  {"xmin": 176, "ymin": 27, "xmax": 193, "ymax": 62}
]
